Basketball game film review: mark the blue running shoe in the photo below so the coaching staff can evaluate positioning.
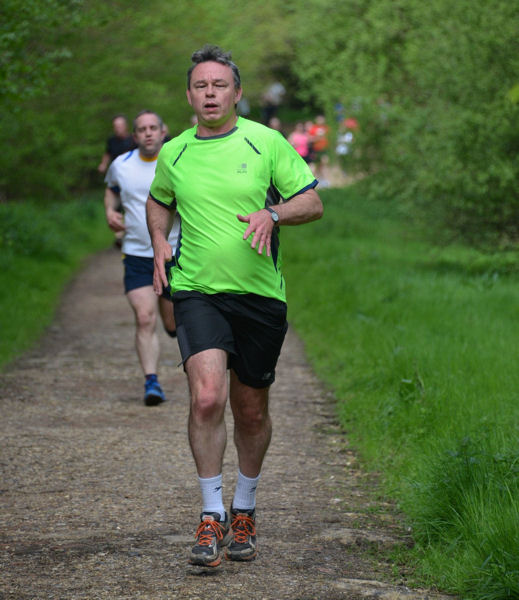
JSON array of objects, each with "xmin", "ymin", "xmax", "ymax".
[{"xmin": 144, "ymin": 378, "xmax": 166, "ymax": 406}]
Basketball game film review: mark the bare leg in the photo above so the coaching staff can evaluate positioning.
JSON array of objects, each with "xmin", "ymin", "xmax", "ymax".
[
  {"xmin": 158, "ymin": 295, "xmax": 176, "ymax": 333},
  {"xmin": 126, "ymin": 286, "xmax": 160, "ymax": 374},
  {"xmin": 229, "ymin": 370, "xmax": 271, "ymax": 478},
  {"xmin": 186, "ymin": 349, "xmax": 228, "ymax": 477}
]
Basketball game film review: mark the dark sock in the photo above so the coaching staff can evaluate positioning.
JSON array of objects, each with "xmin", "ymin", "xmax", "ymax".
[
  {"xmin": 145, "ymin": 373, "xmax": 158, "ymax": 382},
  {"xmin": 166, "ymin": 328, "xmax": 177, "ymax": 338}
]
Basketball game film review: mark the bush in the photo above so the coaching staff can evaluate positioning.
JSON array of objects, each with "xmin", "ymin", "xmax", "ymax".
[
  {"xmin": 0, "ymin": 193, "xmax": 112, "ymax": 368},
  {"xmin": 289, "ymin": 0, "xmax": 519, "ymax": 244}
]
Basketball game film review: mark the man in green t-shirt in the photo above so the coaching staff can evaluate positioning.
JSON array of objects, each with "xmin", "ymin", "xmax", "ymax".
[{"xmin": 146, "ymin": 44, "xmax": 323, "ymax": 568}]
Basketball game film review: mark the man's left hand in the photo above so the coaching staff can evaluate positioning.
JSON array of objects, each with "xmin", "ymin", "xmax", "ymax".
[{"xmin": 237, "ymin": 209, "xmax": 275, "ymax": 257}]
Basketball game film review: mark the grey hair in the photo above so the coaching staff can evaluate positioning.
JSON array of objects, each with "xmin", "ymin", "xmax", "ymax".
[
  {"xmin": 187, "ymin": 44, "xmax": 241, "ymax": 90},
  {"xmin": 133, "ymin": 110, "xmax": 164, "ymax": 132}
]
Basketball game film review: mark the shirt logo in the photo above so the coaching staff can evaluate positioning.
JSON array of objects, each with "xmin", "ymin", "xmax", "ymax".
[{"xmin": 236, "ymin": 163, "xmax": 247, "ymax": 174}]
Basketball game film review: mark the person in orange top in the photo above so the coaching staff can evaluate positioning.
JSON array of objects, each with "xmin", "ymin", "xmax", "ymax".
[{"xmin": 307, "ymin": 115, "xmax": 329, "ymax": 182}]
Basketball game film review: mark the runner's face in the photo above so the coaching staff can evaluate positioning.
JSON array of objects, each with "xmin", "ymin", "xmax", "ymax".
[
  {"xmin": 113, "ymin": 117, "xmax": 128, "ymax": 137},
  {"xmin": 187, "ymin": 61, "xmax": 242, "ymax": 134},
  {"xmin": 133, "ymin": 114, "xmax": 164, "ymax": 157}
]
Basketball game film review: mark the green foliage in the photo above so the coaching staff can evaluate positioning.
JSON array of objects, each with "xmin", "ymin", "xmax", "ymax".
[
  {"xmin": 0, "ymin": 0, "xmax": 295, "ymax": 202},
  {"xmin": 2, "ymin": 0, "xmax": 519, "ymax": 241},
  {"xmin": 289, "ymin": 0, "xmax": 519, "ymax": 242},
  {"xmin": 408, "ymin": 434, "xmax": 519, "ymax": 598},
  {"xmin": 0, "ymin": 0, "xmax": 85, "ymax": 107},
  {"xmin": 0, "ymin": 200, "xmax": 97, "ymax": 260},
  {"xmin": 283, "ymin": 184, "xmax": 519, "ymax": 599},
  {"xmin": 0, "ymin": 193, "xmax": 112, "ymax": 368}
]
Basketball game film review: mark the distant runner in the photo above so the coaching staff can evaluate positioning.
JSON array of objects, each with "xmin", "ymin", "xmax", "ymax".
[{"xmin": 104, "ymin": 110, "xmax": 179, "ymax": 406}]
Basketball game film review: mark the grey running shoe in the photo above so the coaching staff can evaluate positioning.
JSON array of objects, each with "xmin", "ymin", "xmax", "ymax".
[
  {"xmin": 225, "ymin": 506, "xmax": 257, "ymax": 561},
  {"xmin": 189, "ymin": 512, "xmax": 231, "ymax": 567}
]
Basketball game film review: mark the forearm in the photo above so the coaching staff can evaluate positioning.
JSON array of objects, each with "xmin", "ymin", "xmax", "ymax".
[
  {"xmin": 104, "ymin": 188, "xmax": 125, "ymax": 233},
  {"xmin": 146, "ymin": 195, "xmax": 173, "ymax": 244},
  {"xmin": 104, "ymin": 187, "xmax": 121, "ymax": 215},
  {"xmin": 238, "ymin": 188, "xmax": 322, "ymax": 257},
  {"xmin": 274, "ymin": 188, "xmax": 323, "ymax": 225},
  {"xmin": 98, "ymin": 153, "xmax": 110, "ymax": 172},
  {"xmin": 146, "ymin": 195, "xmax": 175, "ymax": 293}
]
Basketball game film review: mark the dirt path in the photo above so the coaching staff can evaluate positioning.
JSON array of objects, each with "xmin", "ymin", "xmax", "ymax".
[{"xmin": 0, "ymin": 248, "xmax": 448, "ymax": 599}]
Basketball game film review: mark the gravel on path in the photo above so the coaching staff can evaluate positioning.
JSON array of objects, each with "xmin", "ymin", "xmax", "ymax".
[{"xmin": 0, "ymin": 247, "xmax": 450, "ymax": 599}]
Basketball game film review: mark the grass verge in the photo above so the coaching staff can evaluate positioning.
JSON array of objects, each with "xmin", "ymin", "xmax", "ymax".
[
  {"xmin": 282, "ymin": 182, "xmax": 519, "ymax": 599},
  {"xmin": 0, "ymin": 192, "xmax": 113, "ymax": 370}
]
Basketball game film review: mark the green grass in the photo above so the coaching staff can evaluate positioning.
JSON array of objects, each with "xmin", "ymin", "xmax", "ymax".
[
  {"xmin": 0, "ymin": 192, "xmax": 113, "ymax": 369},
  {"xmin": 3, "ymin": 183, "xmax": 518, "ymax": 597},
  {"xmin": 282, "ymin": 182, "xmax": 519, "ymax": 599}
]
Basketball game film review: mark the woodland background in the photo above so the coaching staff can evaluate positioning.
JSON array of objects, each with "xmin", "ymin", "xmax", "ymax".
[{"xmin": 2, "ymin": 0, "xmax": 519, "ymax": 244}]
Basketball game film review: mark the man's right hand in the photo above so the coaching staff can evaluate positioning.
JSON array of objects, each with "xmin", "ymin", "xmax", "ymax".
[
  {"xmin": 146, "ymin": 194, "xmax": 175, "ymax": 295},
  {"xmin": 153, "ymin": 238, "xmax": 173, "ymax": 295},
  {"xmin": 106, "ymin": 209, "xmax": 126, "ymax": 232}
]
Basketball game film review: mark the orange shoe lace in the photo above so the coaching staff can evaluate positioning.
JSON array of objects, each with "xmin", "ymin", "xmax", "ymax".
[
  {"xmin": 231, "ymin": 513, "xmax": 256, "ymax": 544},
  {"xmin": 194, "ymin": 517, "xmax": 225, "ymax": 547}
]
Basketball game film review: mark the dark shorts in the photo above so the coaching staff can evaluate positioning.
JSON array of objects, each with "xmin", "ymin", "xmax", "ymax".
[
  {"xmin": 173, "ymin": 290, "xmax": 288, "ymax": 389},
  {"xmin": 123, "ymin": 254, "xmax": 172, "ymax": 300}
]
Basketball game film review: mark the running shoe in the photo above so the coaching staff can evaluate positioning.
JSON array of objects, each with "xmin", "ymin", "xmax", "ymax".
[
  {"xmin": 225, "ymin": 506, "xmax": 257, "ymax": 561},
  {"xmin": 144, "ymin": 379, "xmax": 166, "ymax": 406},
  {"xmin": 189, "ymin": 512, "xmax": 231, "ymax": 567}
]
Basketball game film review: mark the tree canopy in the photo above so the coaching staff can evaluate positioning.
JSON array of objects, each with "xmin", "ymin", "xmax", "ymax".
[
  {"xmin": 2, "ymin": 0, "xmax": 518, "ymax": 243},
  {"xmin": 289, "ymin": 0, "xmax": 519, "ymax": 242}
]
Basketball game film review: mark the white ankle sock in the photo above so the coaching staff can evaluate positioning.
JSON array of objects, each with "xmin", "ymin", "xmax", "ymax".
[
  {"xmin": 232, "ymin": 470, "xmax": 260, "ymax": 511},
  {"xmin": 198, "ymin": 474, "xmax": 225, "ymax": 521}
]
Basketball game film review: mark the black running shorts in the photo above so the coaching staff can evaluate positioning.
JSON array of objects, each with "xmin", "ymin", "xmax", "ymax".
[
  {"xmin": 123, "ymin": 255, "xmax": 173, "ymax": 300},
  {"xmin": 172, "ymin": 290, "xmax": 288, "ymax": 388}
]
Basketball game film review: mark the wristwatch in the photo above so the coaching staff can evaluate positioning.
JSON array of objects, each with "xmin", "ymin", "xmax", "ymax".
[{"xmin": 266, "ymin": 206, "xmax": 280, "ymax": 223}]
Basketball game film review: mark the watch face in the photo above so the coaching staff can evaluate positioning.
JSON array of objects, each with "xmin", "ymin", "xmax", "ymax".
[{"xmin": 268, "ymin": 207, "xmax": 279, "ymax": 222}]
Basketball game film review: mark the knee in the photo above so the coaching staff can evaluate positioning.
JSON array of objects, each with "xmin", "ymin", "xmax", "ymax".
[
  {"xmin": 192, "ymin": 386, "xmax": 226, "ymax": 422},
  {"xmin": 135, "ymin": 307, "xmax": 156, "ymax": 330},
  {"xmin": 235, "ymin": 405, "xmax": 269, "ymax": 435}
]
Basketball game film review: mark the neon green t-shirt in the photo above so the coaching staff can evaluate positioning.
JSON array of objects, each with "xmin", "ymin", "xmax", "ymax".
[{"xmin": 149, "ymin": 117, "xmax": 317, "ymax": 302}]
